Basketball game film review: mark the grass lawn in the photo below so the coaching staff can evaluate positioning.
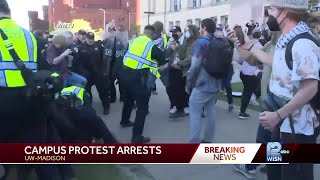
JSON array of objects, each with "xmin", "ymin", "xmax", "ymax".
[{"xmin": 217, "ymin": 82, "xmax": 262, "ymax": 112}]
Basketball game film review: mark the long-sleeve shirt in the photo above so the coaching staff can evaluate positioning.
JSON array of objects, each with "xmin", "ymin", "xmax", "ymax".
[{"xmin": 151, "ymin": 45, "xmax": 166, "ymax": 66}]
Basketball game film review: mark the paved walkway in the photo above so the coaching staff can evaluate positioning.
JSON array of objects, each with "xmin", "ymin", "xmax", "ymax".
[{"xmin": 91, "ymin": 80, "xmax": 320, "ymax": 180}]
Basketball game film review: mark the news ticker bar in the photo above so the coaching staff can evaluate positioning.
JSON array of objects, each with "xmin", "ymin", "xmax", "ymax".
[{"xmin": 0, "ymin": 143, "xmax": 317, "ymax": 164}]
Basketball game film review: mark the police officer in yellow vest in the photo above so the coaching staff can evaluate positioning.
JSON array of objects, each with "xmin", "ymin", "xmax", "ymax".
[
  {"xmin": 0, "ymin": 1, "xmax": 74, "ymax": 179},
  {"xmin": 118, "ymin": 25, "xmax": 166, "ymax": 143},
  {"xmin": 0, "ymin": 0, "xmax": 39, "ymax": 141}
]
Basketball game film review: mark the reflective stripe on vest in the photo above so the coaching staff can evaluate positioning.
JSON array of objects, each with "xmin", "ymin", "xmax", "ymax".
[
  {"xmin": 0, "ymin": 19, "xmax": 38, "ymax": 87},
  {"xmin": 123, "ymin": 36, "xmax": 160, "ymax": 77},
  {"xmin": 61, "ymin": 86, "xmax": 85, "ymax": 103}
]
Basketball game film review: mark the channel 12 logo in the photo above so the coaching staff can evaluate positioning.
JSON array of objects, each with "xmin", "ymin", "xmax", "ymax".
[{"xmin": 266, "ymin": 142, "xmax": 289, "ymax": 162}]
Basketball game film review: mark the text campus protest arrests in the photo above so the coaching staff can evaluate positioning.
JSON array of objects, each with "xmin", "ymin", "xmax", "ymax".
[{"xmin": 24, "ymin": 146, "xmax": 162, "ymax": 155}]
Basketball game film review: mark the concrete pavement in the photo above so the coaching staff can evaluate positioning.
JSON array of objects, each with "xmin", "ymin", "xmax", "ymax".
[{"xmin": 91, "ymin": 79, "xmax": 320, "ymax": 180}]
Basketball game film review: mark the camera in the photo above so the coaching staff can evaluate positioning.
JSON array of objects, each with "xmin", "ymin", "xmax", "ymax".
[{"xmin": 70, "ymin": 47, "xmax": 78, "ymax": 56}]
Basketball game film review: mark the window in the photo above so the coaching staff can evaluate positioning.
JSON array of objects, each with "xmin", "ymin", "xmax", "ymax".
[
  {"xmin": 195, "ymin": 18, "xmax": 201, "ymax": 27},
  {"xmin": 172, "ymin": 0, "xmax": 181, "ymax": 11},
  {"xmin": 169, "ymin": 22, "xmax": 174, "ymax": 30},
  {"xmin": 187, "ymin": 19, "xmax": 193, "ymax": 25},
  {"xmin": 220, "ymin": 15, "xmax": 229, "ymax": 25},
  {"xmin": 175, "ymin": 21, "xmax": 180, "ymax": 26},
  {"xmin": 52, "ymin": 7, "xmax": 54, "ymax": 14},
  {"xmin": 215, "ymin": 0, "xmax": 227, "ymax": 3},
  {"xmin": 189, "ymin": 0, "xmax": 201, "ymax": 7}
]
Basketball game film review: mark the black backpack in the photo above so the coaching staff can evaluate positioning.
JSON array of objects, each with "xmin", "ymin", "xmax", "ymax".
[
  {"xmin": 285, "ymin": 32, "xmax": 320, "ymax": 110},
  {"xmin": 202, "ymin": 37, "xmax": 233, "ymax": 79}
]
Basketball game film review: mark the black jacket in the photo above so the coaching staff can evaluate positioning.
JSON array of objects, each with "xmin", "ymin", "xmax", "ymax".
[{"xmin": 77, "ymin": 42, "xmax": 105, "ymax": 78}]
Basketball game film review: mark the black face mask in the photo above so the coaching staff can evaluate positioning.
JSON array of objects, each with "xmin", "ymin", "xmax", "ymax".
[
  {"xmin": 267, "ymin": 15, "xmax": 280, "ymax": 32},
  {"xmin": 172, "ymin": 34, "xmax": 179, "ymax": 41}
]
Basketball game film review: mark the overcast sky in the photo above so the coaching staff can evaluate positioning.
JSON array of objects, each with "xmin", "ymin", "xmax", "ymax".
[{"xmin": 7, "ymin": 0, "xmax": 48, "ymax": 30}]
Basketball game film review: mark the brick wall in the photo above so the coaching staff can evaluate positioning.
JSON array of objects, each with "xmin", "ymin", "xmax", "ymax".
[{"xmin": 48, "ymin": 0, "xmax": 137, "ymax": 31}]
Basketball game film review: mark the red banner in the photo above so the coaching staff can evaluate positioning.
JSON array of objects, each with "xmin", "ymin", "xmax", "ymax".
[
  {"xmin": 0, "ymin": 144, "xmax": 318, "ymax": 164},
  {"xmin": 0, "ymin": 144, "xmax": 199, "ymax": 163}
]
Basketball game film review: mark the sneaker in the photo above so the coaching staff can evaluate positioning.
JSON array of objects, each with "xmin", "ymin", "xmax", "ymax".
[
  {"xmin": 169, "ymin": 111, "xmax": 185, "ymax": 119},
  {"xmin": 120, "ymin": 121, "xmax": 134, "ymax": 128},
  {"xmin": 239, "ymin": 112, "xmax": 250, "ymax": 119},
  {"xmin": 169, "ymin": 106, "xmax": 177, "ymax": 114},
  {"xmin": 250, "ymin": 100, "xmax": 260, "ymax": 106},
  {"xmin": 131, "ymin": 136, "xmax": 151, "ymax": 143},
  {"xmin": 184, "ymin": 107, "xmax": 189, "ymax": 115},
  {"xmin": 233, "ymin": 164, "xmax": 255, "ymax": 179}
]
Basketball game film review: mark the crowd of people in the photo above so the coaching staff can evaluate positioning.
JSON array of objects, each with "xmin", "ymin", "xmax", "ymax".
[{"xmin": 1, "ymin": 0, "xmax": 320, "ymax": 179}]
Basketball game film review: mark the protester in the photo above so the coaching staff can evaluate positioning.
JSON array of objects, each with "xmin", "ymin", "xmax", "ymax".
[
  {"xmin": 187, "ymin": 18, "xmax": 221, "ymax": 143},
  {"xmin": 235, "ymin": 29, "xmax": 262, "ymax": 119},
  {"xmin": 246, "ymin": 20, "xmax": 259, "ymax": 38},
  {"xmin": 46, "ymin": 34, "xmax": 87, "ymax": 87},
  {"xmin": 229, "ymin": 0, "xmax": 320, "ymax": 179},
  {"xmin": 231, "ymin": 30, "xmax": 282, "ymax": 179},
  {"xmin": 177, "ymin": 25, "xmax": 200, "ymax": 115},
  {"xmin": 215, "ymin": 27, "xmax": 235, "ymax": 111}
]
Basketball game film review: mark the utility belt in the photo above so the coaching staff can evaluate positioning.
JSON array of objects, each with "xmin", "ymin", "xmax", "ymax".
[{"xmin": 121, "ymin": 66, "xmax": 156, "ymax": 90}]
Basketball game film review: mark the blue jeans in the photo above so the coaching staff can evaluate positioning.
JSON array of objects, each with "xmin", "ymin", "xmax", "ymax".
[
  {"xmin": 64, "ymin": 72, "xmax": 87, "ymax": 87},
  {"xmin": 189, "ymin": 88, "xmax": 217, "ymax": 143}
]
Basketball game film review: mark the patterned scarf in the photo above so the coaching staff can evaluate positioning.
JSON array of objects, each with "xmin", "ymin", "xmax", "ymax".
[{"xmin": 276, "ymin": 21, "xmax": 310, "ymax": 49}]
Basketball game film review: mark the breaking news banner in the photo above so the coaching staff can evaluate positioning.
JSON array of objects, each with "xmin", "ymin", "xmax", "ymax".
[{"xmin": 0, "ymin": 143, "xmax": 318, "ymax": 164}]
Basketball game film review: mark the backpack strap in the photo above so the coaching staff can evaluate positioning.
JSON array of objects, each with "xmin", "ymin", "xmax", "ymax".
[
  {"xmin": 284, "ymin": 32, "xmax": 320, "ymax": 142},
  {"xmin": 285, "ymin": 32, "xmax": 320, "ymax": 70}
]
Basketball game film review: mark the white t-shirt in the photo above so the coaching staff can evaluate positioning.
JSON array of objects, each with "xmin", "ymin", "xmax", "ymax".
[{"xmin": 270, "ymin": 29, "xmax": 320, "ymax": 135}]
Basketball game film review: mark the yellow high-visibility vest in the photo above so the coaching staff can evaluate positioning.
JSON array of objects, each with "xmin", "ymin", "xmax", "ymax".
[
  {"xmin": 61, "ymin": 86, "xmax": 85, "ymax": 104},
  {"xmin": 0, "ymin": 18, "xmax": 38, "ymax": 87},
  {"xmin": 123, "ymin": 35, "xmax": 160, "ymax": 78},
  {"xmin": 163, "ymin": 34, "xmax": 168, "ymax": 49}
]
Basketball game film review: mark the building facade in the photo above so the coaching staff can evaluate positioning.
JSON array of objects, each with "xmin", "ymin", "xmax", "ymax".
[
  {"xmin": 139, "ymin": 0, "xmax": 231, "ymax": 33},
  {"xmin": 138, "ymin": 0, "xmax": 320, "ymax": 34},
  {"xmin": 28, "ymin": 5, "xmax": 49, "ymax": 33},
  {"xmin": 48, "ymin": 0, "xmax": 137, "ymax": 31}
]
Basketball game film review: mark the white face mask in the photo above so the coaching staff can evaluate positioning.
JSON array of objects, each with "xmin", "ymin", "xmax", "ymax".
[{"xmin": 185, "ymin": 31, "xmax": 191, "ymax": 39}]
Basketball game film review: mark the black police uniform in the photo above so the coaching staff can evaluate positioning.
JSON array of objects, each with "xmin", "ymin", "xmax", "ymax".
[
  {"xmin": 103, "ymin": 36, "xmax": 127, "ymax": 102},
  {"xmin": 118, "ymin": 38, "xmax": 166, "ymax": 143},
  {"xmin": 53, "ymin": 88, "xmax": 117, "ymax": 143},
  {"xmin": 77, "ymin": 37, "xmax": 110, "ymax": 115}
]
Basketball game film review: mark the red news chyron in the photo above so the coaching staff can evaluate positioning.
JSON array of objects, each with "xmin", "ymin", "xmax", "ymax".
[{"xmin": 24, "ymin": 145, "xmax": 162, "ymax": 155}]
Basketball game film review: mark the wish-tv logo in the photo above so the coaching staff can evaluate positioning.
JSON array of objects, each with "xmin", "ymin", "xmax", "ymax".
[{"xmin": 266, "ymin": 142, "xmax": 289, "ymax": 162}]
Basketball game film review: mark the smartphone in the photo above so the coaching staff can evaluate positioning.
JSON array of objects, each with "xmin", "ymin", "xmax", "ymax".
[{"xmin": 233, "ymin": 26, "xmax": 245, "ymax": 45}]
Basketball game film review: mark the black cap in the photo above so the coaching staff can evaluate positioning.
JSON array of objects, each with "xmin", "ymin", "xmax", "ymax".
[
  {"xmin": 86, "ymin": 32, "xmax": 95, "ymax": 39},
  {"xmin": 0, "ymin": 0, "xmax": 10, "ymax": 14},
  {"xmin": 78, "ymin": 29, "xmax": 87, "ymax": 35},
  {"xmin": 170, "ymin": 26, "xmax": 182, "ymax": 33}
]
